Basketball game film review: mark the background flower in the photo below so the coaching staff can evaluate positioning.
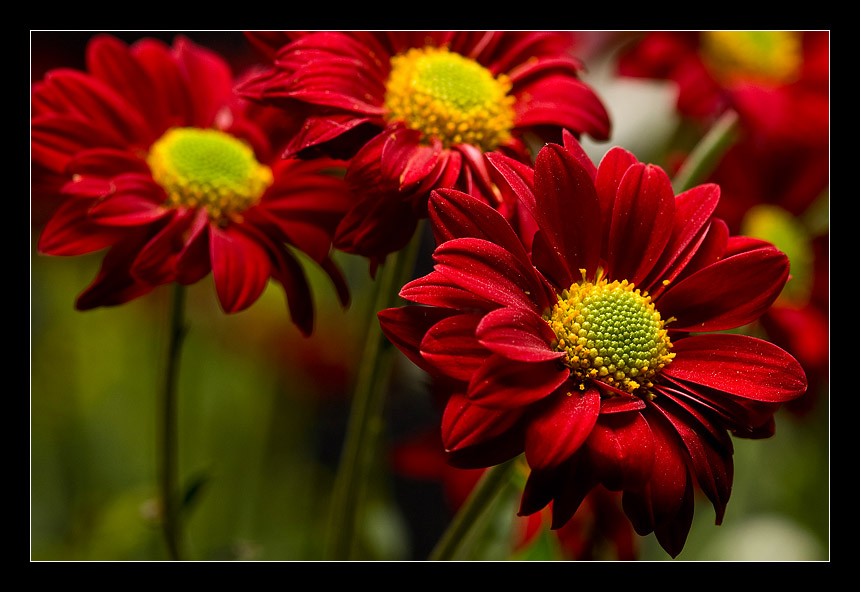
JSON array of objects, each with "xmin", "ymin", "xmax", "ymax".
[
  {"xmin": 238, "ymin": 31, "xmax": 611, "ymax": 269},
  {"xmin": 32, "ymin": 33, "xmax": 353, "ymax": 333}
]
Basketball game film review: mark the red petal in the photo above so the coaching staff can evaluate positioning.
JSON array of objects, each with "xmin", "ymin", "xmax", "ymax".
[
  {"xmin": 399, "ymin": 270, "xmax": 497, "ymax": 312},
  {"xmin": 595, "ymin": 146, "xmax": 638, "ymax": 250},
  {"xmin": 620, "ymin": 408, "xmax": 692, "ymax": 557},
  {"xmin": 658, "ymin": 245, "xmax": 790, "ymax": 331},
  {"xmin": 663, "ymin": 333, "xmax": 807, "ymax": 402},
  {"xmin": 209, "ymin": 225, "xmax": 272, "ymax": 314},
  {"xmin": 639, "ymin": 183, "xmax": 720, "ymax": 295},
  {"xmin": 524, "ymin": 387, "xmax": 600, "ymax": 470},
  {"xmin": 379, "ymin": 305, "xmax": 457, "ymax": 376},
  {"xmin": 534, "ymin": 143, "xmax": 603, "ymax": 280},
  {"xmin": 131, "ymin": 208, "xmax": 198, "ymax": 285},
  {"xmin": 476, "ymin": 306, "xmax": 563, "ymax": 363},
  {"xmin": 420, "ymin": 313, "xmax": 487, "ymax": 382},
  {"xmin": 433, "ymin": 237, "xmax": 550, "ymax": 312},
  {"xmin": 485, "ymin": 151, "xmax": 535, "ymax": 212},
  {"xmin": 585, "ymin": 409, "xmax": 655, "ymax": 491},
  {"xmin": 513, "ymin": 73, "xmax": 611, "ymax": 141},
  {"xmin": 467, "ymin": 354, "xmax": 569, "ymax": 409},
  {"xmin": 649, "ymin": 397, "xmax": 733, "ymax": 525},
  {"xmin": 172, "ymin": 36, "xmax": 234, "ymax": 128},
  {"xmin": 38, "ymin": 198, "xmax": 125, "ymax": 256},
  {"xmin": 42, "ymin": 69, "xmax": 152, "ymax": 145},
  {"xmin": 441, "ymin": 392, "xmax": 524, "ymax": 452},
  {"xmin": 86, "ymin": 34, "xmax": 165, "ymax": 137},
  {"xmin": 429, "ymin": 189, "xmax": 525, "ymax": 254},
  {"xmin": 607, "ymin": 162, "xmax": 676, "ymax": 287},
  {"xmin": 74, "ymin": 229, "xmax": 156, "ymax": 310}
]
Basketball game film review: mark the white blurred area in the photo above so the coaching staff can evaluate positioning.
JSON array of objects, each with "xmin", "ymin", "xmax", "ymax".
[
  {"xmin": 699, "ymin": 514, "xmax": 827, "ymax": 561},
  {"xmin": 577, "ymin": 34, "xmax": 682, "ymax": 166}
]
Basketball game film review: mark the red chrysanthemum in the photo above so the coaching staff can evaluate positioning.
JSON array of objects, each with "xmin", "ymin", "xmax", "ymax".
[
  {"xmin": 378, "ymin": 131, "xmax": 807, "ymax": 557},
  {"xmin": 31, "ymin": 34, "xmax": 354, "ymax": 335},
  {"xmin": 238, "ymin": 31, "xmax": 611, "ymax": 267}
]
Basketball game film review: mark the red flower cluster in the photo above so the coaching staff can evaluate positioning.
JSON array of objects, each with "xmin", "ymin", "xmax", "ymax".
[
  {"xmin": 31, "ymin": 35, "xmax": 353, "ymax": 334},
  {"xmin": 379, "ymin": 131, "xmax": 807, "ymax": 556},
  {"xmin": 239, "ymin": 31, "xmax": 611, "ymax": 268}
]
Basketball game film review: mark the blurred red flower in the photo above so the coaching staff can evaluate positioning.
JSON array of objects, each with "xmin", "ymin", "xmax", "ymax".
[
  {"xmin": 239, "ymin": 31, "xmax": 611, "ymax": 268},
  {"xmin": 379, "ymin": 132, "xmax": 807, "ymax": 556},
  {"xmin": 32, "ymin": 34, "xmax": 353, "ymax": 334}
]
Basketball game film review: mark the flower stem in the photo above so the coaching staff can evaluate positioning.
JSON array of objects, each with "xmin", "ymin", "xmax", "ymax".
[
  {"xmin": 672, "ymin": 109, "xmax": 740, "ymax": 193},
  {"xmin": 429, "ymin": 458, "xmax": 519, "ymax": 561},
  {"xmin": 160, "ymin": 283, "xmax": 187, "ymax": 560},
  {"xmin": 324, "ymin": 226, "xmax": 424, "ymax": 560}
]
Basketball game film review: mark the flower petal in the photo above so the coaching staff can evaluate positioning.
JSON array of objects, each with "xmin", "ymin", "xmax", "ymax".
[
  {"xmin": 441, "ymin": 392, "xmax": 524, "ymax": 452},
  {"xmin": 420, "ymin": 313, "xmax": 487, "ymax": 382},
  {"xmin": 607, "ymin": 162, "xmax": 676, "ymax": 287},
  {"xmin": 429, "ymin": 188, "xmax": 529, "ymax": 262},
  {"xmin": 209, "ymin": 225, "xmax": 272, "ymax": 314},
  {"xmin": 585, "ymin": 408, "xmax": 655, "ymax": 491},
  {"xmin": 476, "ymin": 306, "xmax": 564, "ymax": 363},
  {"xmin": 533, "ymin": 142, "xmax": 603, "ymax": 280},
  {"xmin": 433, "ymin": 237, "xmax": 551, "ymax": 312},
  {"xmin": 38, "ymin": 197, "xmax": 125, "ymax": 256},
  {"xmin": 379, "ymin": 305, "xmax": 457, "ymax": 377},
  {"xmin": 524, "ymin": 387, "xmax": 600, "ymax": 470},
  {"xmin": 467, "ymin": 354, "xmax": 569, "ymax": 409},
  {"xmin": 639, "ymin": 183, "xmax": 721, "ymax": 295},
  {"xmin": 399, "ymin": 270, "xmax": 497, "ymax": 312},
  {"xmin": 658, "ymin": 245, "xmax": 790, "ymax": 331},
  {"xmin": 662, "ymin": 333, "xmax": 807, "ymax": 402}
]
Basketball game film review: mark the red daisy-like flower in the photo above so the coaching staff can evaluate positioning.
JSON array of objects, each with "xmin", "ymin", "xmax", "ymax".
[
  {"xmin": 238, "ymin": 31, "xmax": 611, "ymax": 267},
  {"xmin": 378, "ymin": 131, "xmax": 807, "ymax": 556},
  {"xmin": 32, "ymin": 34, "xmax": 354, "ymax": 335}
]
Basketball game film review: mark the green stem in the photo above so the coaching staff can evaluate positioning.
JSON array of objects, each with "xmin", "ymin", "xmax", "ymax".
[
  {"xmin": 323, "ymin": 225, "xmax": 424, "ymax": 560},
  {"xmin": 160, "ymin": 283, "xmax": 187, "ymax": 560},
  {"xmin": 671, "ymin": 109, "xmax": 740, "ymax": 194},
  {"xmin": 429, "ymin": 458, "xmax": 519, "ymax": 561}
]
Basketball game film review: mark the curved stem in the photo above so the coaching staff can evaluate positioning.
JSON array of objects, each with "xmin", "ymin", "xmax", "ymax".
[
  {"xmin": 672, "ymin": 109, "xmax": 740, "ymax": 193},
  {"xmin": 160, "ymin": 283, "xmax": 187, "ymax": 560},
  {"xmin": 429, "ymin": 458, "xmax": 519, "ymax": 561},
  {"xmin": 324, "ymin": 226, "xmax": 424, "ymax": 560}
]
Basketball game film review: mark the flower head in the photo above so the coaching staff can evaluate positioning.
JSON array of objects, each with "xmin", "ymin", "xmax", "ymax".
[
  {"xmin": 32, "ymin": 34, "xmax": 354, "ymax": 334},
  {"xmin": 239, "ymin": 31, "xmax": 611, "ymax": 267},
  {"xmin": 378, "ymin": 131, "xmax": 807, "ymax": 556}
]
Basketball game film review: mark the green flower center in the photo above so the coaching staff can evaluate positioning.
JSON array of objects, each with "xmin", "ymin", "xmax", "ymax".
[
  {"xmin": 384, "ymin": 46, "xmax": 516, "ymax": 151},
  {"xmin": 147, "ymin": 127, "xmax": 273, "ymax": 223},
  {"xmin": 700, "ymin": 30, "xmax": 803, "ymax": 85},
  {"xmin": 545, "ymin": 277, "xmax": 675, "ymax": 396}
]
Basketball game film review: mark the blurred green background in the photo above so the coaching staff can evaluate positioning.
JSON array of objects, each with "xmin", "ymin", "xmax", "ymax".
[{"xmin": 30, "ymin": 31, "xmax": 829, "ymax": 561}]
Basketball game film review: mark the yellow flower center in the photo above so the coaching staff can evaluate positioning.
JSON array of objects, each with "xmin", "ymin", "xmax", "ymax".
[
  {"xmin": 384, "ymin": 46, "xmax": 516, "ymax": 151},
  {"xmin": 545, "ymin": 277, "xmax": 675, "ymax": 396},
  {"xmin": 147, "ymin": 127, "xmax": 273, "ymax": 223},
  {"xmin": 700, "ymin": 30, "xmax": 803, "ymax": 86}
]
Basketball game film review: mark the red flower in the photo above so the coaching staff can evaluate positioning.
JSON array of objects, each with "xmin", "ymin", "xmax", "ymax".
[
  {"xmin": 378, "ymin": 131, "xmax": 807, "ymax": 556},
  {"xmin": 239, "ymin": 31, "xmax": 611, "ymax": 267},
  {"xmin": 32, "ymin": 34, "xmax": 353, "ymax": 334}
]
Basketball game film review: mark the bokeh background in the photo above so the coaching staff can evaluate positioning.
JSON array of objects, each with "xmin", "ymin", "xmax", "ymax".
[{"xmin": 30, "ymin": 30, "xmax": 829, "ymax": 561}]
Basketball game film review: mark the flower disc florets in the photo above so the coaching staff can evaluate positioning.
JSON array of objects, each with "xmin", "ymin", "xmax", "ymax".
[
  {"xmin": 545, "ymin": 277, "xmax": 675, "ymax": 395},
  {"xmin": 700, "ymin": 30, "xmax": 803, "ymax": 85},
  {"xmin": 147, "ymin": 127, "xmax": 273, "ymax": 224},
  {"xmin": 384, "ymin": 46, "xmax": 516, "ymax": 151}
]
